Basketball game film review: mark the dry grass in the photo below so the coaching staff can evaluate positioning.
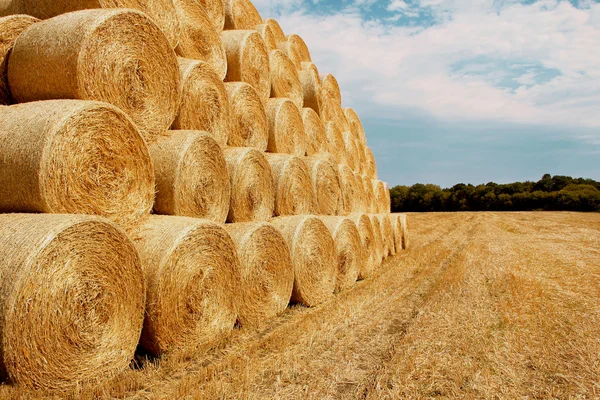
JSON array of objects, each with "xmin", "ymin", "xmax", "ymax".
[{"xmin": 3, "ymin": 212, "xmax": 599, "ymax": 398}]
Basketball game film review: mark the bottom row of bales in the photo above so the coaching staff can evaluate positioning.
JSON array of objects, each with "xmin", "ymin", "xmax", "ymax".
[{"xmin": 0, "ymin": 212, "xmax": 408, "ymax": 391}]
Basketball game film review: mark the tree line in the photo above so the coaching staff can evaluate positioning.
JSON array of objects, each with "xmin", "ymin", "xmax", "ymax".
[{"xmin": 390, "ymin": 174, "xmax": 600, "ymax": 212}]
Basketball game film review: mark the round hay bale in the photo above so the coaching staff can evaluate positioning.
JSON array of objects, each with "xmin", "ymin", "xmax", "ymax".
[
  {"xmin": 344, "ymin": 107, "xmax": 367, "ymax": 145},
  {"xmin": 325, "ymin": 121, "xmax": 347, "ymax": 165},
  {"xmin": 286, "ymin": 33, "xmax": 311, "ymax": 63},
  {"xmin": 400, "ymin": 213, "xmax": 409, "ymax": 249},
  {"xmin": 353, "ymin": 171, "xmax": 368, "ymax": 213},
  {"xmin": 348, "ymin": 213, "xmax": 376, "ymax": 279},
  {"xmin": 269, "ymin": 49, "xmax": 303, "ymax": 108},
  {"xmin": 302, "ymin": 107, "xmax": 328, "ymax": 155},
  {"xmin": 223, "ymin": 0, "xmax": 262, "ymax": 29},
  {"xmin": 265, "ymin": 18, "xmax": 285, "ymax": 43},
  {"xmin": 369, "ymin": 214, "xmax": 384, "ymax": 265},
  {"xmin": 320, "ymin": 89, "xmax": 350, "ymax": 132},
  {"xmin": 8, "ymin": 9, "xmax": 181, "ymax": 140},
  {"xmin": 0, "ymin": 213, "xmax": 145, "ymax": 390},
  {"xmin": 378, "ymin": 214, "xmax": 395, "ymax": 257},
  {"xmin": 362, "ymin": 175, "xmax": 377, "ymax": 213},
  {"xmin": 321, "ymin": 74, "xmax": 341, "ymax": 105},
  {"xmin": 149, "ymin": 130, "xmax": 230, "ymax": 223},
  {"xmin": 0, "ymin": 100, "xmax": 154, "ymax": 226},
  {"xmin": 342, "ymin": 131, "xmax": 359, "ymax": 173},
  {"xmin": 365, "ymin": 147, "xmax": 378, "ymax": 179},
  {"xmin": 173, "ymin": 58, "xmax": 230, "ymax": 146},
  {"xmin": 299, "ymin": 62, "xmax": 321, "ymax": 114},
  {"xmin": 304, "ymin": 155, "xmax": 343, "ymax": 216},
  {"xmin": 196, "ymin": 0, "xmax": 225, "ymax": 31},
  {"xmin": 384, "ymin": 182, "xmax": 391, "ymax": 213},
  {"xmin": 354, "ymin": 138, "xmax": 367, "ymax": 175},
  {"xmin": 173, "ymin": 0, "xmax": 227, "ymax": 80},
  {"xmin": 264, "ymin": 153, "xmax": 315, "ymax": 216},
  {"xmin": 0, "ymin": 15, "xmax": 38, "ymax": 105},
  {"xmin": 277, "ymin": 39, "xmax": 301, "ymax": 70},
  {"xmin": 132, "ymin": 216, "xmax": 241, "ymax": 356},
  {"xmin": 224, "ymin": 222, "xmax": 293, "ymax": 327},
  {"xmin": 255, "ymin": 23, "xmax": 277, "ymax": 51},
  {"xmin": 225, "ymin": 82, "xmax": 268, "ymax": 150},
  {"xmin": 265, "ymin": 98, "xmax": 307, "ymax": 156},
  {"xmin": 224, "ymin": 147, "xmax": 275, "ymax": 222},
  {"xmin": 319, "ymin": 216, "xmax": 361, "ymax": 293},
  {"xmin": 372, "ymin": 179, "xmax": 387, "ymax": 214},
  {"xmin": 338, "ymin": 164, "xmax": 365, "ymax": 215},
  {"xmin": 221, "ymin": 29, "xmax": 270, "ymax": 102},
  {"xmin": 391, "ymin": 213, "xmax": 404, "ymax": 253},
  {"xmin": 11, "ymin": 0, "xmax": 181, "ymax": 49},
  {"xmin": 270, "ymin": 215, "xmax": 336, "ymax": 307}
]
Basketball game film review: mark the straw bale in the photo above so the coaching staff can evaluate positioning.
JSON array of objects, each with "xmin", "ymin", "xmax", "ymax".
[
  {"xmin": 269, "ymin": 49, "xmax": 303, "ymax": 108},
  {"xmin": 149, "ymin": 130, "xmax": 230, "ymax": 223},
  {"xmin": 318, "ymin": 216, "xmax": 361, "ymax": 292},
  {"xmin": 264, "ymin": 153, "xmax": 315, "ymax": 216},
  {"xmin": 132, "ymin": 216, "xmax": 241, "ymax": 355},
  {"xmin": 225, "ymin": 82, "xmax": 268, "ymax": 150},
  {"xmin": 325, "ymin": 121, "xmax": 348, "ymax": 165},
  {"xmin": 365, "ymin": 146, "xmax": 378, "ymax": 179},
  {"xmin": 196, "ymin": 0, "xmax": 225, "ymax": 31},
  {"xmin": 173, "ymin": 58, "xmax": 230, "ymax": 146},
  {"xmin": 270, "ymin": 215, "xmax": 336, "ymax": 306},
  {"xmin": 369, "ymin": 214, "xmax": 384, "ymax": 265},
  {"xmin": 221, "ymin": 29, "xmax": 270, "ymax": 102},
  {"xmin": 302, "ymin": 107, "xmax": 327, "ymax": 155},
  {"xmin": 265, "ymin": 98, "xmax": 306, "ymax": 156},
  {"xmin": 173, "ymin": 0, "xmax": 227, "ymax": 79},
  {"xmin": 277, "ymin": 39, "xmax": 301, "ymax": 70},
  {"xmin": 224, "ymin": 147, "xmax": 275, "ymax": 222},
  {"xmin": 344, "ymin": 107, "xmax": 367, "ymax": 146},
  {"xmin": 0, "ymin": 100, "xmax": 154, "ymax": 226},
  {"xmin": 8, "ymin": 9, "xmax": 180, "ymax": 140},
  {"xmin": 390, "ymin": 213, "xmax": 402, "ymax": 253},
  {"xmin": 224, "ymin": 222, "xmax": 293, "ymax": 326},
  {"xmin": 339, "ymin": 164, "xmax": 366, "ymax": 215},
  {"xmin": 264, "ymin": 18, "xmax": 285, "ymax": 43},
  {"xmin": 320, "ymin": 90, "xmax": 350, "ymax": 133},
  {"xmin": 372, "ymin": 179, "xmax": 387, "ymax": 214},
  {"xmin": 304, "ymin": 155, "xmax": 343, "ymax": 216},
  {"xmin": 321, "ymin": 74, "xmax": 341, "ymax": 105},
  {"xmin": 0, "ymin": 214, "xmax": 145, "ymax": 390},
  {"xmin": 355, "ymin": 138, "xmax": 367, "ymax": 175},
  {"xmin": 393, "ymin": 213, "xmax": 409, "ymax": 250},
  {"xmin": 223, "ymin": 0, "xmax": 262, "ymax": 29},
  {"xmin": 342, "ymin": 131, "xmax": 359, "ymax": 173},
  {"xmin": 384, "ymin": 181, "xmax": 391, "ymax": 213},
  {"xmin": 348, "ymin": 213, "xmax": 376, "ymax": 279},
  {"xmin": 377, "ymin": 214, "xmax": 395, "ymax": 257},
  {"xmin": 299, "ymin": 62, "xmax": 321, "ymax": 114},
  {"xmin": 0, "ymin": 15, "xmax": 38, "ymax": 105},
  {"xmin": 286, "ymin": 33, "xmax": 311, "ymax": 63},
  {"xmin": 255, "ymin": 23, "xmax": 277, "ymax": 51},
  {"xmin": 362, "ymin": 175, "xmax": 377, "ymax": 213}
]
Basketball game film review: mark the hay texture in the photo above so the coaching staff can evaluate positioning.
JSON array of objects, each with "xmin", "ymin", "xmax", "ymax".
[
  {"xmin": 393, "ymin": 213, "xmax": 409, "ymax": 250},
  {"xmin": 342, "ymin": 131, "xmax": 359, "ymax": 173},
  {"xmin": 223, "ymin": 0, "xmax": 262, "ymax": 29},
  {"xmin": 319, "ymin": 216, "xmax": 361, "ymax": 293},
  {"xmin": 302, "ymin": 107, "xmax": 328, "ymax": 155},
  {"xmin": 354, "ymin": 138, "xmax": 367, "ymax": 175},
  {"xmin": 378, "ymin": 214, "xmax": 395, "ymax": 257},
  {"xmin": 173, "ymin": 58, "xmax": 230, "ymax": 146},
  {"xmin": 265, "ymin": 153, "xmax": 315, "ymax": 216},
  {"xmin": 338, "ymin": 164, "xmax": 365, "ymax": 215},
  {"xmin": 320, "ymin": 90, "xmax": 350, "ymax": 133},
  {"xmin": 362, "ymin": 175, "xmax": 377, "ymax": 213},
  {"xmin": 255, "ymin": 23, "xmax": 277, "ymax": 51},
  {"xmin": 364, "ymin": 147, "xmax": 378, "ymax": 179},
  {"xmin": 304, "ymin": 155, "xmax": 343, "ymax": 216},
  {"xmin": 0, "ymin": 214, "xmax": 145, "ymax": 390},
  {"xmin": 325, "ymin": 121, "xmax": 348, "ymax": 165},
  {"xmin": 10, "ymin": 0, "xmax": 181, "ymax": 48},
  {"xmin": 0, "ymin": 15, "xmax": 38, "ymax": 105},
  {"xmin": 149, "ymin": 130, "xmax": 230, "ymax": 223},
  {"xmin": 372, "ymin": 180, "xmax": 388, "ymax": 214},
  {"xmin": 321, "ymin": 74, "xmax": 342, "ymax": 105},
  {"xmin": 270, "ymin": 216, "xmax": 336, "ymax": 307},
  {"xmin": 344, "ymin": 107, "xmax": 367, "ymax": 145},
  {"xmin": 196, "ymin": 0, "xmax": 225, "ymax": 31},
  {"xmin": 348, "ymin": 213, "xmax": 376, "ymax": 279},
  {"xmin": 173, "ymin": 0, "xmax": 227, "ymax": 79},
  {"xmin": 0, "ymin": 100, "xmax": 154, "ymax": 226},
  {"xmin": 286, "ymin": 34, "xmax": 311, "ymax": 63},
  {"xmin": 265, "ymin": 98, "xmax": 307, "ymax": 156},
  {"xmin": 132, "ymin": 216, "xmax": 241, "ymax": 356},
  {"xmin": 265, "ymin": 18, "xmax": 285, "ymax": 43},
  {"xmin": 224, "ymin": 147, "xmax": 275, "ymax": 222},
  {"xmin": 299, "ymin": 62, "xmax": 321, "ymax": 114},
  {"xmin": 221, "ymin": 30, "xmax": 270, "ymax": 102},
  {"xmin": 225, "ymin": 82, "xmax": 268, "ymax": 150},
  {"xmin": 269, "ymin": 49, "xmax": 303, "ymax": 108},
  {"xmin": 224, "ymin": 222, "xmax": 293, "ymax": 326},
  {"xmin": 8, "ymin": 9, "xmax": 181, "ymax": 140},
  {"xmin": 369, "ymin": 214, "xmax": 384, "ymax": 265},
  {"xmin": 384, "ymin": 181, "xmax": 392, "ymax": 213}
]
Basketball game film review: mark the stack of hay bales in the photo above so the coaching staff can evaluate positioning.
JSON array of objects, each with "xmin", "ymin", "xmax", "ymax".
[{"xmin": 0, "ymin": 0, "xmax": 408, "ymax": 391}]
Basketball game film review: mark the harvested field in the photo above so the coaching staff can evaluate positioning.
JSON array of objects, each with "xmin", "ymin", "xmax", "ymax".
[{"xmin": 5, "ymin": 212, "xmax": 598, "ymax": 398}]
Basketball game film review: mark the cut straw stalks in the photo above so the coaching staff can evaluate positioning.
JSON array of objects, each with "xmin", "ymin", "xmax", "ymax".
[
  {"xmin": 286, "ymin": 34, "xmax": 311, "ymax": 63},
  {"xmin": 392, "ymin": 213, "xmax": 409, "ymax": 250},
  {"xmin": 8, "ymin": 9, "xmax": 181, "ymax": 141},
  {"xmin": 269, "ymin": 49, "xmax": 303, "ymax": 108},
  {"xmin": 149, "ymin": 130, "xmax": 230, "ymax": 223},
  {"xmin": 221, "ymin": 29, "xmax": 270, "ymax": 102},
  {"xmin": 302, "ymin": 108, "xmax": 328, "ymax": 155},
  {"xmin": 224, "ymin": 222, "xmax": 293, "ymax": 327},
  {"xmin": 265, "ymin": 153, "xmax": 315, "ymax": 216},
  {"xmin": 369, "ymin": 214, "xmax": 384, "ymax": 265},
  {"xmin": 0, "ymin": 15, "xmax": 38, "ymax": 105},
  {"xmin": 299, "ymin": 62, "xmax": 322, "ymax": 114},
  {"xmin": 319, "ymin": 216, "xmax": 361, "ymax": 293},
  {"xmin": 365, "ymin": 147, "xmax": 378, "ymax": 179},
  {"xmin": 355, "ymin": 138, "xmax": 367, "ymax": 175},
  {"xmin": 339, "ymin": 164, "xmax": 366, "ymax": 215},
  {"xmin": 372, "ymin": 179, "xmax": 388, "ymax": 214},
  {"xmin": 223, "ymin": 0, "xmax": 262, "ymax": 30},
  {"xmin": 5, "ymin": 0, "xmax": 182, "ymax": 48},
  {"xmin": 225, "ymin": 82, "xmax": 268, "ymax": 150},
  {"xmin": 362, "ymin": 175, "xmax": 377, "ymax": 213},
  {"xmin": 304, "ymin": 155, "xmax": 343, "ymax": 216},
  {"xmin": 325, "ymin": 121, "xmax": 348, "ymax": 165},
  {"xmin": 224, "ymin": 147, "xmax": 275, "ymax": 222},
  {"xmin": 320, "ymin": 90, "xmax": 350, "ymax": 133},
  {"xmin": 255, "ymin": 23, "xmax": 277, "ymax": 51},
  {"xmin": 342, "ymin": 131, "xmax": 359, "ymax": 173},
  {"xmin": 196, "ymin": 0, "xmax": 225, "ymax": 31},
  {"xmin": 0, "ymin": 100, "xmax": 154, "ymax": 226},
  {"xmin": 173, "ymin": 0, "xmax": 227, "ymax": 80},
  {"xmin": 265, "ymin": 18, "xmax": 286, "ymax": 44},
  {"xmin": 384, "ymin": 181, "xmax": 392, "ymax": 213},
  {"xmin": 348, "ymin": 213, "xmax": 376, "ymax": 279},
  {"xmin": 270, "ymin": 215, "xmax": 336, "ymax": 307},
  {"xmin": 132, "ymin": 216, "xmax": 241, "ymax": 356},
  {"xmin": 0, "ymin": 214, "xmax": 145, "ymax": 390},
  {"xmin": 173, "ymin": 58, "xmax": 230, "ymax": 147},
  {"xmin": 265, "ymin": 98, "xmax": 306, "ymax": 156},
  {"xmin": 345, "ymin": 107, "xmax": 367, "ymax": 146},
  {"xmin": 321, "ymin": 74, "xmax": 342, "ymax": 105},
  {"xmin": 377, "ymin": 214, "xmax": 395, "ymax": 258}
]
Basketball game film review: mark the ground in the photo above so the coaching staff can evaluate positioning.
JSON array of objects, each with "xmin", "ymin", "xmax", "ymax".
[{"xmin": 3, "ymin": 212, "xmax": 600, "ymax": 399}]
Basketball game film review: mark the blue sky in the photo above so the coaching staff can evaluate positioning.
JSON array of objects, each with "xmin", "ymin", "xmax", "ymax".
[{"xmin": 253, "ymin": 0, "xmax": 600, "ymax": 187}]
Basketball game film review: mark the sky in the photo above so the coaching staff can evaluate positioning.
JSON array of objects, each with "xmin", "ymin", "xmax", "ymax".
[{"xmin": 252, "ymin": 0, "xmax": 600, "ymax": 188}]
